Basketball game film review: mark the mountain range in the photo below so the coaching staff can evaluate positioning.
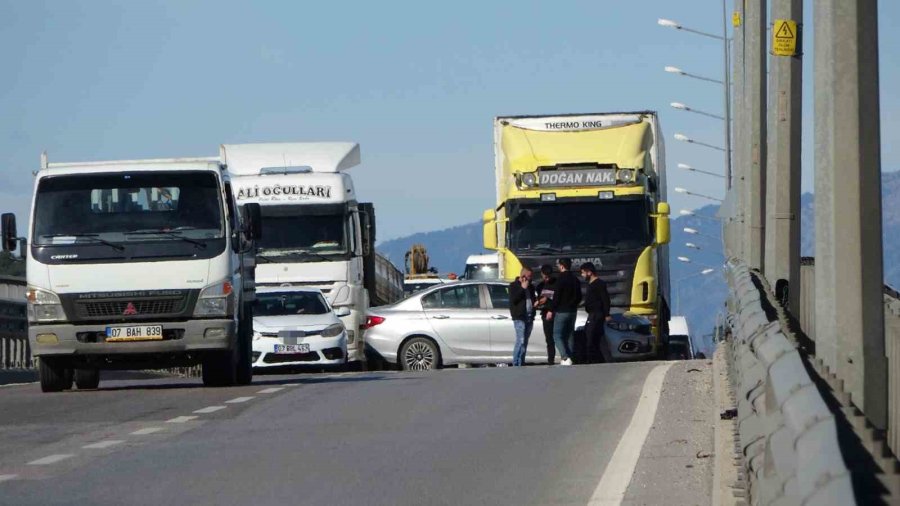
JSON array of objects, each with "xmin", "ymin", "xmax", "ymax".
[{"xmin": 378, "ymin": 170, "xmax": 900, "ymax": 353}]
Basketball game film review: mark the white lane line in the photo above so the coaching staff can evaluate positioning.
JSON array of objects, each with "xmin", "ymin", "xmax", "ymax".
[
  {"xmin": 588, "ymin": 363, "xmax": 673, "ymax": 506},
  {"xmin": 28, "ymin": 454, "xmax": 75, "ymax": 466},
  {"xmin": 82, "ymin": 440, "xmax": 125, "ymax": 449},
  {"xmin": 166, "ymin": 415, "xmax": 198, "ymax": 423},
  {"xmin": 257, "ymin": 387, "xmax": 284, "ymax": 394},
  {"xmin": 225, "ymin": 396, "xmax": 254, "ymax": 404},
  {"xmin": 194, "ymin": 406, "xmax": 227, "ymax": 414},
  {"xmin": 130, "ymin": 427, "xmax": 164, "ymax": 435},
  {"xmin": 0, "ymin": 474, "xmax": 18, "ymax": 483}
]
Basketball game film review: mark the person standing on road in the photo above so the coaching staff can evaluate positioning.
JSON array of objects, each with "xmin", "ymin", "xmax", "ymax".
[
  {"xmin": 546, "ymin": 258, "xmax": 581, "ymax": 366},
  {"xmin": 509, "ymin": 267, "xmax": 536, "ymax": 366},
  {"xmin": 580, "ymin": 262, "xmax": 611, "ymax": 364},
  {"xmin": 535, "ymin": 264, "xmax": 557, "ymax": 365}
]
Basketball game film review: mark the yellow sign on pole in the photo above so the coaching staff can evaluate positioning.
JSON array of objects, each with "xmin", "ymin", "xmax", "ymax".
[
  {"xmin": 732, "ymin": 12, "xmax": 741, "ymax": 27},
  {"xmin": 772, "ymin": 19, "xmax": 798, "ymax": 56}
]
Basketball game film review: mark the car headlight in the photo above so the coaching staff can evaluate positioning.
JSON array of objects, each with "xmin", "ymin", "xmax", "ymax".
[
  {"xmin": 26, "ymin": 286, "xmax": 65, "ymax": 323},
  {"xmin": 320, "ymin": 323, "xmax": 345, "ymax": 338},
  {"xmin": 607, "ymin": 320, "xmax": 638, "ymax": 332},
  {"xmin": 193, "ymin": 280, "xmax": 234, "ymax": 317}
]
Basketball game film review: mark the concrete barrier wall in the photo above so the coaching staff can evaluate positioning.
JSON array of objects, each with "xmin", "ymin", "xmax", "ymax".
[
  {"xmin": 725, "ymin": 261, "xmax": 855, "ymax": 505},
  {"xmin": 0, "ymin": 276, "xmax": 29, "ymax": 370}
]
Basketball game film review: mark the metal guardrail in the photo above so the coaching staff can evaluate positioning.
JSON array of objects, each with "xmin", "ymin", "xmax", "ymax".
[
  {"xmin": 725, "ymin": 260, "xmax": 855, "ymax": 505},
  {"xmin": 0, "ymin": 276, "xmax": 30, "ymax": 370}
]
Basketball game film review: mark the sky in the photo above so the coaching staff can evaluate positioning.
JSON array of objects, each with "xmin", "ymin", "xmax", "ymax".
[{"xmin": 1, "ymin": 1, "xmax": 898, "ymax": 242}]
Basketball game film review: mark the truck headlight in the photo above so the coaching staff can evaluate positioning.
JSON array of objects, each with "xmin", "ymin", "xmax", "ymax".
[
  {"xmin": 617, "ymin": 169, "xmax": 636, "ymax": 183},
  {"xmin": 521, "ymin": 172, "xmax": 537, "ymax": 188},
  {"xmin": 26, "ymin": 286, "xmax": 65, "ymax": 323},
  {"xmin": 193, "ymin": 280, "xmax": 234, "ymax": 317},
  {"xmin": 320, "ymin": 323, "xmax": 345, "ymax": 338}
]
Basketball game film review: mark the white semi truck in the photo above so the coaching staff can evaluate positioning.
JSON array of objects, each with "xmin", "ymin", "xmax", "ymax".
[
  {"xmin": 1, "ymin": 153, "xmax": 262, "ymax": 392},
  {"xmin": 221, "ymin": 142, "xmax": 402, "ymax": 367}
]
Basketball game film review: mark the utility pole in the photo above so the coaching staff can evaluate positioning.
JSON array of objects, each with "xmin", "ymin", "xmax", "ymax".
[
  {"xmin": 722, "ymin": 0, "xmax": 732, "ymax": 190},
  {"xmin": 731, "ymin": 0, "xmax": 745, "ymax": 262},
  {"xmin": 764, "ymin": 1, "xmax": 802, "ymax": 312},
  {"xmin": 743, "ymin": 0, "xmax": 766, "ymax": 271},
  {"xmin": 820, "ymin": 0, "xmax": 887, "ymax": 429}
]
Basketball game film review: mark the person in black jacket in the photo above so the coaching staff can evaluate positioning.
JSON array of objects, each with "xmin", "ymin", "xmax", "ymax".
[
  {"xmin": 546, "ymin": 258, "xmax": 581, "ymax": 366},
  {"xmin": 508, "ymin": 267, "xmax": 536, "ymax": 366},
  {"xmin": 534, "ymin": 264, "xmax": 556, "ymax": 365},
  {"xmin": 580, "ymin": 262, "xmax": 611, "ymax": 363}
]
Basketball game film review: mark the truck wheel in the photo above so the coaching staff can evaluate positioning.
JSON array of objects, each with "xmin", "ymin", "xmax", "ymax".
[
  {"xmin": 400, "ymin": 337, "xmax": 441, "ymax": 371},
  {"xmin": 202, "ymin": 351, "xmax": 236, "ymax": 387},
  {"xmin": 235, "ymin": 302, "xmax": 253, "ymax": 386},
  {"xmin": 74, "ymin": 368, "xmax": 100, "ymax": 390},
  {"xmin": 39, "ymin": 357, "xmax": 73, "ymax": 393}
]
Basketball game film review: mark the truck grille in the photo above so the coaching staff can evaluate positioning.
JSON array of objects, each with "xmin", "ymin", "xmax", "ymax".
[
  {"xmin": 77, "ymin": 299, "xmax": 184, "ymax": 318},
  {"xmin": 59, "ymin": 290, "xmax": 199, "ymax": 322}
]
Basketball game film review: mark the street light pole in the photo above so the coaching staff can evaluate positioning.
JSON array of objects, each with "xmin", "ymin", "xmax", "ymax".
[
  {"xmin": 675, "ymin": 187, "xmax": 724, "ymax": 203},
  {"xmin": 678, "ymin": 163, "xmax": 726, "ymax": 179},
  {"xmin": 674, "ymin": 134, "xmax": 726, "ymax": 152},
  {"xmin": 722, "ymin": 0, "xmax": 733, "ymax": 190}
]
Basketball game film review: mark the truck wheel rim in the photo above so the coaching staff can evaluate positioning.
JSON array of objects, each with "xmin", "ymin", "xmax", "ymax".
[{"xmin": 404, "ymin": 342, "xmax": 435, "ymax": 370}]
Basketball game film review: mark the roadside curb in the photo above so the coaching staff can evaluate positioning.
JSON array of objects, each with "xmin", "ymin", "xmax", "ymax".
[{"xmin": 713, "ymin": 346, "xmax": 741, "ymax": 506}]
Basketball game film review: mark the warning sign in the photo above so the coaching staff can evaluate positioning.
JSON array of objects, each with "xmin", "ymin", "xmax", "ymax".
[
  {"xmin": 772, "ymin": 19, "xmax": 798, "ymax": 56},
  {"xmin": 732, "ymin": 11, "xmax": 741, "ymax": 27}
]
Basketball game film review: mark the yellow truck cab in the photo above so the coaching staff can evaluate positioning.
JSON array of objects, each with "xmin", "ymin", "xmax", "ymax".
[{"xmin": 483, "ymin": 112, "xmax": 671, "ymax": 353}]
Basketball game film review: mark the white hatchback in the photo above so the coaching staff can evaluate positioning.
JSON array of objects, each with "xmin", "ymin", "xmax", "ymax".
[{"xmin": 251, "ymin": 287, "xmax": 350, "ymax": 369}]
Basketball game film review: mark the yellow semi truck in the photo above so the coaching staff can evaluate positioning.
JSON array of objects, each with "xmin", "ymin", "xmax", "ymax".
[{"xmin": 482, "ymin": 112, "xmax": 672, "ymax": 354}]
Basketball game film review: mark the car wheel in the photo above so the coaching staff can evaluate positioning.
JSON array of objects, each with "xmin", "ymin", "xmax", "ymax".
[
  {"xmin": 400, "ymin": 337, "xmax": 441, "ymax": 371},
  {"xmin": 74, "ymin": 368, "xmax": 101, "ymax": 389},
  {"xmin": 39, "ymin": 357, "xmax": 73, "ymax": 393}
]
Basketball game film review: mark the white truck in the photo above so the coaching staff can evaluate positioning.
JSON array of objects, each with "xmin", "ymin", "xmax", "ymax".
[
  {"xmin": 463, "ymin": 253, "xmax": 500, "ymax": 280},
  {"xmin": 1, "ymin": 153, "xmax": 262, "ymax": 392},
  {"xmin": 221, "ymin": 142, "xmax": 402, "ymax": 367}
]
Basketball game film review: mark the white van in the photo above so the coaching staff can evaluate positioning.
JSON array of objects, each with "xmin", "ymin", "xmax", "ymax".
[{"xmin": 667, "ymin": 316, "xmax": 694, "ymax": 359}]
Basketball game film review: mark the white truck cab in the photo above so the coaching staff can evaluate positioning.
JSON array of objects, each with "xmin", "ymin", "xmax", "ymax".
[
  {"xmin": 1, "ymin": 154, "xmax": 261, "ymax": 392},
  {"xmin": 464, "ymin": 253, "xmax": 500, "ymax": 280},
  {"xmin": 222, "ymin": 142, "xmax": 378, "ymax": 365}
]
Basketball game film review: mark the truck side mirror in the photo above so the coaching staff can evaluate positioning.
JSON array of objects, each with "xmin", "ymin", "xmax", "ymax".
[
  {"xmin": 360, "ymin": 210, "xmax": 372, "ymax": 256},
  {"xmin": 1, "ymin": 213, "xmax": 17, "ymax": 253},
  {"xmin": 241, "ymin": 204, "xmax": 263, "ymax": 241},
  {"xmin": 655, "ymin": 202, "xmax": 670, "ymax": 245},
  {"xmin": 482, "ymin": 209, "xmax": 498, "ymax": 250}
]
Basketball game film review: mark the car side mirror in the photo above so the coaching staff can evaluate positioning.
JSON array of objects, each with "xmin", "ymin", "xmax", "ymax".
[
  {"xmin": 2, "ymin": 213, "xmax": 18, "ymax": 253},
  {"xmin": 240, "ymin": 203, "xmax": 263, "ymax": 241},
  {"xmin": 334, "ymin": 306, "xmax": 351, "ymax": 317}
]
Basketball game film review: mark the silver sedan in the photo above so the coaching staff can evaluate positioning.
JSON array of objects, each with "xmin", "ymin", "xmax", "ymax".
[{"xmin": 363, "ymin": 280, "xmax": 656, "ymax": 371}]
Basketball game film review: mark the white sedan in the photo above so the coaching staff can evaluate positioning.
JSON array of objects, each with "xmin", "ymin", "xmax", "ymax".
[{"xmin": 251, "ymin": 287, "xmax": 350, "ymax": 369}]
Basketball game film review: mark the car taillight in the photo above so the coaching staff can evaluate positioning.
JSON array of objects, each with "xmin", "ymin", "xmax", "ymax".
[{"xmin": 361, "ymin": 315, "xmax": 385, "ymax": 330}]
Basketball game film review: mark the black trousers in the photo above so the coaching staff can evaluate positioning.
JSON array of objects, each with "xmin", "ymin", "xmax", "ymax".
[
  {"xmin": 583, "ymin": 312, "xmax": 606, "ymax": 363},
  {"xmin": 541, "ymin": 317, "xmax": 555, "ymax": 364}
]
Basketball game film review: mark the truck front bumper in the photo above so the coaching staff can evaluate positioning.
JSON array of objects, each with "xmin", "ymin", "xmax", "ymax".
[{"xmin": 28, "ymin": 319, "xmax": 236, "ymax": 357}]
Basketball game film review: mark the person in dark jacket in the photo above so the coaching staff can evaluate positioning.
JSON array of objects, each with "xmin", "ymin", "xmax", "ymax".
[
  {"xmin": 534, "ymin": 264, "xmax": 556, "ymax": 365},
  {"xmin": 546, "ymin": 258, "xmax": 581, "ymax": 366},
  {"xmin": 508, "ymin": 267, "xmax": 536, "ymax": 366},
  {"xmin": 580, "ymin": 262, "xmax": 611, "ymax": 363}
]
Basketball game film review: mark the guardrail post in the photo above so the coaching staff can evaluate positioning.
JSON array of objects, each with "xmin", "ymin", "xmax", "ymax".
[
  {"xmin": 819, "ymin": 0, "xmax": 887, "ymax": 430},
  {"xmin": 764, "ymin": 0, "xmax": 802, "ymax": 312}
]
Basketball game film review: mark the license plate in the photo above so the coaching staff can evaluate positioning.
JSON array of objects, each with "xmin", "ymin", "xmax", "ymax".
[
  {"xmin": 274, "ymin": 344, "xmax": 309, "ymax": 354},
  {"xmin": 105, "ymin": 325, "xmax": 163, "ymax": 342}
]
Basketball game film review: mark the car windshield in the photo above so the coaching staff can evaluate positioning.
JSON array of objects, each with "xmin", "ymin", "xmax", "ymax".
[
  {"xmin": 464, "ymin": 263, "xmax": 499, "ymax": 280},
  {"xmin": 257, "ymin": 214, "xmax": 348, "ymax": 257},
  {"xmin": 507, "ymin": 200, "xmax": 651, "ymax": 253},
  {"xmin": 255, "ymin": 291, "xmax": 330, "ymax": 316},
  {"xmin": 33, "ymin": 171, "xmax": 224, "ymax": 245}
]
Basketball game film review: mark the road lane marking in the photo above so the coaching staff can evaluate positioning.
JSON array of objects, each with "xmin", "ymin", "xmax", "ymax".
[
  {"xmin": 588, "ymin": 363, "xmax": 673, "ymax": 506},
  {"xmin": 0, "ymin": 474, "xmax": 18, "ymax": 483},
  {"xmin": 225, "ymin": 396, "xmax": 254, "ymax": 403},
  {"xmin": 83, "ymin": 440, "xmax": 125, "ymax": 449},
  {"xmin": 130, "ymin": 427, "xmax": 163, "ymax": 435},
  {"xmin": 167, "ymin": 415, "xmax": 198, "ymax": 423},
  {"xmin": 257, "ymin": 387, "xmax": 284, "ymax": 394},
  {"xmin": 194, "ymin": 406, "xmax": 227, "ymax": 414},
  {"xmin": 28, "ymin": 454, "xmax": 75, "ymax": 466}
]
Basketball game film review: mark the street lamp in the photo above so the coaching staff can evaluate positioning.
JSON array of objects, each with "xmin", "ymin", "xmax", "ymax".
[
  {"xmin": 674, "ymin": 133, "xmax": 726, "ymax": 152},
  {"xmin": 680, "ymin": 209, "xmax": 723, "ymax": 221},
  {"xmin": 676, "ymin": 255, "xmax": 717, "ymax": 268},
  {"xmin": 686, "ymin": 242, "xmax": 700, "ymax": 250},
  {"xmin": 678, "ymin": 163, "xmax": 726, "ymax": 179},
  {"xmin": 675, "ymin": 267, "xmax": 716, "ymax": 314},
  {"xmin": 683, "ymin": 227, "xmax": 720, "ymax": 241},
  {"xmin": 664, "ymin": 66, "xmax": 724, "ymax": 85},
  {"xmin": 674, "ymin": 187, "xmax": 724, "ymax": 203},
  {"xmin": 658, "ymin": 10, "xmax": 732, "ymax": 189},
  {"xmin": 670, "ymin": 102, "xmax": 726, "ymax": 121}
]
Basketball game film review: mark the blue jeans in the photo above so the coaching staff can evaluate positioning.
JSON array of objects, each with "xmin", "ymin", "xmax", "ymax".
[
  {"xmin": 552, "ymin": 311, "xmax": 577, "ymax": 360},
  {"xmin": 513, "ymin": 319, "xmax": 534, "ymax": 366}
]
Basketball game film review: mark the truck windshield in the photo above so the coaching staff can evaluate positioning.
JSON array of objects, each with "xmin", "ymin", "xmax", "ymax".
[
  {"xmin": 33, "ymin": 171, "xmax": 224, "ymax": 245},
  {"xmin": 255, "ymin": 291, "xmax": 330, "ymax": 316},
  {"xmin": 257, "ymin": 214, "xmax": 348, "ymax": 258},
  {"xmin": 507, "ymin": 200, "xmax": 650, "ymax": 253}
]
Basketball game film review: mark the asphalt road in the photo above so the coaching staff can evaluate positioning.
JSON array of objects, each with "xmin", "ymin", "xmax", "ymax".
[{"xmin": 0, "ymin": 362, "xmax": 714, "ymax": 506}]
